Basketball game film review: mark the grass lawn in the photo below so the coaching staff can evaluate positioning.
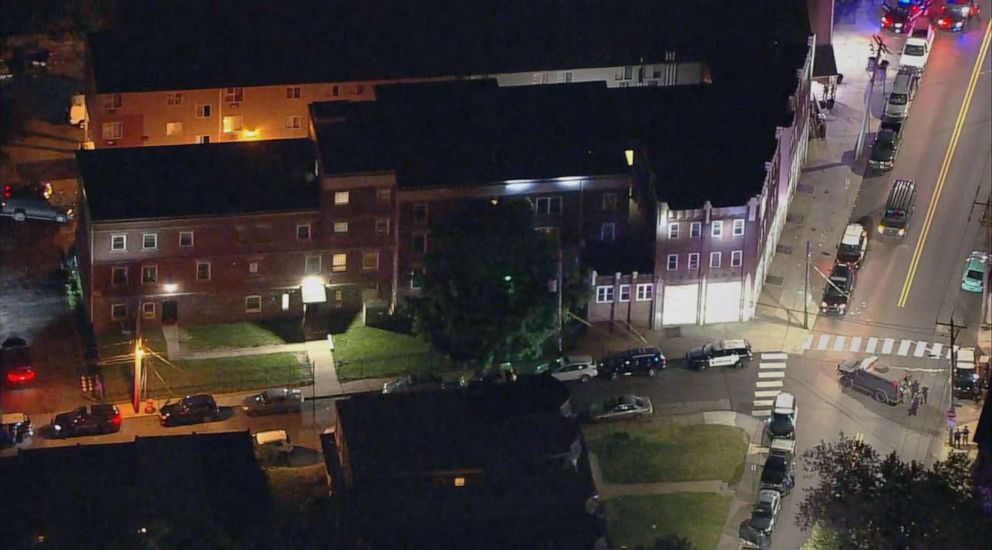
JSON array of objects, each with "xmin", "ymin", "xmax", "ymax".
[
  {"xmin": 97, "ymin": 326, "xmax": 168, "ymax": 358},
  {"xmin": 332, "ymin": 318, "xmax": 434, "ymax": 381},
  {"xmin": 585, "ymin": 422, "xmax": 748, "ymax": 484},
  {"xmin": 605, "ymin": 493, "xmax": 731, "ymax": 550},
  {"xmin": 182, "ymin": 321, "xmax": 303, "ymax": 353},
  {"xmin": 101, "ymin": 351, "xmax": 312, "ymax": 400}
]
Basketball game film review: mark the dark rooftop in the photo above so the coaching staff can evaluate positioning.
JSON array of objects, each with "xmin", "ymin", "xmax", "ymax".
[
  {"xmin": 89, "ymin": 0, "xmax": 811, "ymax": 93},
  {"xmin": 76, "ymin": 139, "xmax": 318, "ymax": 222}
]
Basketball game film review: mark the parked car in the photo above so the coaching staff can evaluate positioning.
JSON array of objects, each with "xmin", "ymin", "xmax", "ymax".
[
  {"xmin": 899, "ymin": 23, "xmax": 935, "ymax": 73},
  {"xmin": 685, "ymin": 339, "xmax": 752, "ymax": 371},
  {"xmin": 765, "ymin": 392, "xmax": 797, "ymax": 441},
  {"xmin": 935, "ymin": 0, "xmax": 981, "ymax": 31},
  {"xmin": 382, "ymin": 373, "xmax": 447, "ymax": 394},
  {"xmin": 954, "ymin": 347, "xmax": 982, "ymax": 401},
  {"xmin": 51, "ymin": 404, "xmax": 122, "ymax": 437},
  {"xmin": 961, "ymin": 251, "xmax": 988, "ymax": 293},
  {"xmin": 159, "ymin": 394, "xmax": 219, "ymax": 426},
  {"xmin": 242, "ymin": 388, "xmax": 304, "ymax": 416},
  {"xmin": 1, "ymin": 336, "xmax": 35, "ymax": 386},
  {"xmin": 739, "ymin": 489, "xmax": 782, "ymax": 549},
  {"xmin": 597, "ymin": 347, "xmax": 666, "ymax": 379},
  {"xmin": 760, "ymin": 438, "xmax": 796, "ymax": 495},
  {"xmin": 820, "ymin": 263, "xmax": 856, "ymax": 315},
  {"xmin": 836, "ymin": 222, "xmax": 869, "ymax": 268},
  {"xmin": 868, "ymin": 120, "xmax": 902, "ymax": 172},
  {"xmin": 546, "ymin": 355, "xmax": 597, "ymax": 382},
  {"xmin": 837, "ymin": 356, "xmax": 905, "ymax": 405},
  {"xmin": 1, "ymin": 184, "xmax": 73, "ymax": 223},
  {"xmin": 1, "ymin": 412, "xmax": 33, "ymax": 448},
  {"xmin": 881, "ymin": 0, "xmax": 931, "ymax": 34},
  {"xmin": 253, "ymin": 429, "xmax": 294, "ymax": 454},
  {"xmin": 588, "ymin": 394, "xmax": 653, "ymax": 422}
]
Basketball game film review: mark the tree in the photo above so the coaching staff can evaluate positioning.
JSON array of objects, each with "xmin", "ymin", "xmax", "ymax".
[
  {"xmin": 411, "ymin": 199, "xmax": 565, "ymax": 365},
  {"xmin": 798, "ymin": 434, "xmax": 992, "ymax": 550}
]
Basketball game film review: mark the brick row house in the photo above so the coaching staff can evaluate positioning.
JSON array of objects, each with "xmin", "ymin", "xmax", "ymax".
[{"xmin": 81, "ymin": 0, "xmax": 710, "ymax": 149}]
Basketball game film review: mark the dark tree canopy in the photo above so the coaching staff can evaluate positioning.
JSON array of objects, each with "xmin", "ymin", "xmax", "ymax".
[
  {"xmin": 412, "ymin": 199, "xmax": 561, "ymax": 365},
  {"xmin": 798, "ymin": 434, "xmax": 992, "ymax": 550}
]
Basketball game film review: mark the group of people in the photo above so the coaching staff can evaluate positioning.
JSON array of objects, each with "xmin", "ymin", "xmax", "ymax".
[
  {"xmin": 901, "ymin": 376, "xmax": 929, "ymax": 416},
  {"xmin": 952, "ymin": 426, "xmax": 972, "ymax": 449}
]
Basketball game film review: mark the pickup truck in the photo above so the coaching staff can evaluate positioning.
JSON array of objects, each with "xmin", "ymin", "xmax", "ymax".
[
  {"xmin": 900, "ymin": 24, "xmax": 934, "ymax": 73},
  {"xmin": 868, "ymin": 120, "xmax": 903, "ymax": 171},
  {"xmin": 760, "ymin": 439, "xmax": 796, "ymax": 495}
]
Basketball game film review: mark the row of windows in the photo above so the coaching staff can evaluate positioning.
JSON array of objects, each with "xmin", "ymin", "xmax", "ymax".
[
  {"xmin": 109, "ymin": 252, "xmax": 381, "ymax": 286},
  {"xmin": 667, "ymin": 219, "xmax": 745, "ymax": 240},
  {"xmin": 109, "ymin": 225, "xmax": 316, "ymax": 252},
  {"xmin": 595, "ymin": 283, "xmax": 655, "ymax": 303},
  {"xmin": 665, "ymin": 250, "xmax": 742, "ymax": 271},
  {"xmin": 107, "ymin": 82, "xmax": 370, "ymax": 115},
  {"xmin": 109, "ymin": 291, "xmax": 323, "ymax": 321}
]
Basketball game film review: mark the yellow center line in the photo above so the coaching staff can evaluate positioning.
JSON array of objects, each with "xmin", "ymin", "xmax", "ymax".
[{"xmin": 897, "ymin": 22, "xmax": 992, "ymax": 308}]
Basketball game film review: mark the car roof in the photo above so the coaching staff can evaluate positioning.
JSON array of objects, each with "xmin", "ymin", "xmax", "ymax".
[
  {"xmin": 254, "ymin": 429, "xmax": 289, "ymax": 445},
  {"xmin": 722, "ymin": 339, "xmax": 748, "ymax": 349},
  {"xmin": 769, "ymin": 438, "xmax": 796, "ymax": 454},
  {"xmin": 841, "ymin": 224, "xmax": 865, "ymax": 245},
  {"xmin": 772, "ymin": 392, "xmax": 795, "ymax": 412},
  {"xmin": 957, "ymin": 347, "xmax": 976, "ymax": 365}
]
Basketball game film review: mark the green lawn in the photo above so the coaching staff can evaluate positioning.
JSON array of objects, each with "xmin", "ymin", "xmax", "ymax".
[
  {"xmin": 332, "ymin": 319, "xmax": 434, "ymax": 381},
  {"xmin": 585, "ymin": 422, "xmax": 748, "ymax": 484},
  {"xmin": 100, "ymin": 351, "xmax": 312, "ymax": 400},
  {"xmin": 181, "ymin": 321, "xmax": 303, "ymax": 352},
  {"xmin": 97, "ymin": 326, "xmax": 168, "ymax": 359},
  {"xmin": 604, "ymin": 493, "xmax": 731, "ymax": 550}
]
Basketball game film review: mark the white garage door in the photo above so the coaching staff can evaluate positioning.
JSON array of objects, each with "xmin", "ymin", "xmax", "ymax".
[
  {"xmin": 662, "ymin": 284, "xmax": 698, "ymax": 326},
  {"xmin": 704, "ymin": 281, "xmax": 742, "ymax": 324}
]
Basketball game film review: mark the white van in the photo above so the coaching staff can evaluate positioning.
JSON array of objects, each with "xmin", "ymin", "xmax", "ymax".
[
  {"xmin": 900, "ymin": 24, "xmax": 935, "ymax": 73},
  {"xmin": 253, "ymin": 429, "xmax": 293, "ymax": 454}
]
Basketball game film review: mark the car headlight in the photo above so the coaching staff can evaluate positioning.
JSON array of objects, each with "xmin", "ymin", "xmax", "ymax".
[
  {"xmin": 973, "ymin": 374, "xmax": 981, "ymax": 381},
  {"xmin": 53, "ymin": 424, "xmax": 61, "ymax": 431},
  {"xmin": 820, "ymin": 301, "xmax": 828, "ymax": 308},
  {"xmin": 877, "ymin": 225, "xmax": 885, "ymax": 234},
  {"xmin": 898, "ymin": 228, "xmax": 906, "ymax": 236},
  {"xmin": 839, "ymin": 304, "xmax": 847, "ymax": 311}
]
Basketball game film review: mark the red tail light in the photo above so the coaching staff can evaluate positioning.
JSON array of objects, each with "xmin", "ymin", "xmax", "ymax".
[
  {"xmin": 113, "ymin": 413, "xmax": 122, "ymax": 425},
  {"xmin": 881, "ymin": 15, "xmax": 891, "ymax": 25},
  {"xmin": 7, "ymin": 370, "xmax": 36, "ymax": 383},
  {"xmin": 3, "ymin": 185, "xmax": 11, "ymax": 199}
]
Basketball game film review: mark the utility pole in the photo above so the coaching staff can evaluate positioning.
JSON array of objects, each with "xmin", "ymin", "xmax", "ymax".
[
  {"xmin": 556, "ymin": 244, "xmax": 564, "ymax": 354},
  {"xmin": 804, "ymin": 241, "xmax": 811, "ymax": 329},
  {"xmin": 855, "ymin": 36, "xmax": 890, "ymax": 159},
  {"xmin": 937, "ymin": 317, "xmax": 965, "ymax": 444}
]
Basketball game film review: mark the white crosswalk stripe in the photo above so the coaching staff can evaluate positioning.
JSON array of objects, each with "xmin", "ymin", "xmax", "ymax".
[
  {"xmin": 761, "ymin": 352, "xmax": 788, "ymax": 361},
  {"xmin": 759, "ymin": 362, "xmax": 787, "ymax": 369},
  {"xmin": 797, "ymin": 333, "xmax": 957, "ymax": 360},
  {"xmin": 753, "ymin": 410, "xmax": 772, "ymax": 417},
  {"xmin": 753, "ymin": 399, "xmax": 775, "ymax": 407},
  {"xmin": 758, "ymin": 370, "xmax": 786, "ymax": 379},
  {"xmin": 756, "ymin": 380, "xmax": 784, "ymax": 388},
  {"xmin": 754, "ymin": 390, "xmax": 782, "ymax": 398}
]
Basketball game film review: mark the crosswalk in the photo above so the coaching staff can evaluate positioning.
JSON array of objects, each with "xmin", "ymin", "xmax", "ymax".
[
  {"xmin": 799, "ymin": 333, "xmax": 957, "ymax": 359},
  {"xmin": 751, "ymin": 352, "xmax": 788, "ymax": 418}
]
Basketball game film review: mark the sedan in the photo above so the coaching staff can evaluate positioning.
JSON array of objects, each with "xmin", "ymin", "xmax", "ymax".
[
  {"xmin": 589, "ymin": 394, "xmax": 653, "ymax": 422},
  {"xmin": 961, "ymin": 251, "xmax": 988, "ymax": 293},
  {"xmin": 242, "ymin": 388, "xmax": 304, "ymax": 416},
  {"xmin": 1, "ymin": 337, "xmax": 35, "ymax": 386}
]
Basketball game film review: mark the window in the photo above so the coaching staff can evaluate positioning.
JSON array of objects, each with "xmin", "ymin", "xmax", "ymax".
[
  {"xmin": 412, "ymin": 233, "xmax": 427, "ymax": 254},
  {"xmin": 196, "ymin": 135, "xmax": 210, "ymax": 144},
  {"xmin": 330, "ymin": 85, "xmax": 340, "ymax": 97},
  {"xmin": 600, "ymin": 222, "xmax": 616, "ymax": 241},
  {"xmin": 731, "ymin": 250, "xmax": 743, "ymax": 267},
  {"xmin": 668, "ymin": 223, "xmax": 679, "ymax": 239},
  {"xmin": 690, "ymin": 222, "xmax": 702, "ymax": 238},
  {"xmin": 141, "ymin": 233, "xmax": 157, "ymax": 250},
  {"xmin": 413, "ymin": 203, "xmax": 428, "ymax": 224},
  {"xmin": 102, "ymin": 122, "xmax": 122, "ymax": 140},
  {"xmin": 179, "ymin": 231, "xmax": 194, "ymax": 247},
  {"xmin": 332, "ymin": 253, "xmax": 347, "ymax": 273},
  {"xmin": 222, "ymin": 115, "xmax": 243, "ymax": 133},
  {"xmin": 248, "ymin": 262, "xmax": 258, "ymax": 273},
  {"xmin": 285, "ymin": 116, "xmax": 302, "ymax": 129},
  {"xmin": 596, "ymin": 286, "xmax": 615, "ymax": 303},
  {"xmin": 286, "ymin": 86, "xmax": 301, "ymax": 99},
  {"xmin": 305, "ymin": 255, "xmax": 322, "ymax": 275},
  {"xmin": 535, "ymin": 196, "xmax": 562, "ymax": 215},
  {"xmin": 334, "ymin": 289, "xmax": 344, "ymax": 308},
  {"xmin": 334, "ymin": 191, "xmax": 349, "ymax": 205},
  {"xmin": 224, "ymin": 87, "xmax": 244, "ymax": 103},
  {"xmin": 410, "ymin": 267, "xmax": 424, "ymax": 289},
  {"xmin": 245, "ymin": 295, "xmax": 262, "ymax": 313},
  {"xmin": 362, "ymin": 251, "xmax": 379, "ymax": 270},
  {"xmin": 711, "ymin": 221, "xmax": 723, "ymax": 238},
  {"xmin": 196, "ymin": 261, "xmax": 211, "ymax": 281},
  {"xmin": 167, "ymin": 92, "xmax": 183, "ymax": 105},
  {"xmin": 354, "ymin": 84, "xmax": 365, "ymax": 95},
  {"xmin": 602, "ymin": 192, "xmax": 617, "ymax": 211},
  {"xmin": 667, "ymin": 254, "xmax": 678, "ymax": 271},
  {"xmin": 281, "ymin": 293, "xmax": 290, "ymax": 311},
  {"xmin": 166, "ymin": 122, "xmax": 183, "ymax": 135},
  {"xmin": 112, "ymin": 267, "xmax": 127, "ymax": 286},
  {"xmin": 710, "ymin": 252, "xmax": 722, "ymax": 268},
  {"xmin": 688, "ymin": 253, "xmax": 700, "ymax": 270},
  {"xmin": 636, "ymin": 283, "xmax": 654, "ymax": 301},
  {"xmin": 733, "ymin": 219, "xmax": 745, "ymax": 237},
  {"xmin": 142, "ymin": 302, "xmax": 156, "ymax": 319},
  {"xmin": 333, "ymin": 221, "xmax": 348, "ymax": 233},
  {"xmin": 297, "ymin": 224, "xmax": 312, "ymax": 239},
  {"xmin": 619, "ymin": 284, "xmax": 631, "ymax": 302},
  {"xmin": 196, "ymin": 104, "xmax": 212, "ymax": 118},
  {"xmin": 377, "ymin": 188, "xmax": 391, "ymax": 202},
  {"xmin": 375, "ymin": 218, "xmax": 389, "ymax": 234},
  {"xmin": 110, "ymin": 234, "xmax": 127, "ymax": 251},
  {"xmin": 111, "ymin": 303, "xmax": 126, "ymax": 320},
  {"xmin": 103, "ymin": 94, "xmax": 122, "ymax": 110},
  {"xmin": 141, "ymin": 265, "xmax": 158, "ymax": 284}
]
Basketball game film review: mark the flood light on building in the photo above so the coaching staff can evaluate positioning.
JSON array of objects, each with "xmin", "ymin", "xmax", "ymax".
[
  {"xmin": 163, "ymin": 283, "xmax": 179, "ymax": 293},
  {"xmin": 625, "ymin": 149, "xmax": 635, "ymax": 166},
  {"xmin": 244, "ymin": 129, "xmax": 258, "ymax": 138},
  {"xmin": 454, "ymin": 477, "xmax": 466, "ymax": 487}
]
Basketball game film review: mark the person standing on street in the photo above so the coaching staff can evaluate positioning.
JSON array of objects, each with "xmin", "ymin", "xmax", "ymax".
[
  {"xmin": 921, "ymin": 385, "xmax": 929, "ymax": 404},
  {"xmin": 962, "ymin": 426, "xmax": 971, "ymax": 448},
  {"xmin": 908, "ymin": 395, "xmax": 919, "ymax": 416}
]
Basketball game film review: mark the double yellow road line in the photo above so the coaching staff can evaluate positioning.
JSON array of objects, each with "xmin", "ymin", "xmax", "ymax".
[{"xmin": 897, "ymin": 22, "xmax": 992, "ymax": 308}]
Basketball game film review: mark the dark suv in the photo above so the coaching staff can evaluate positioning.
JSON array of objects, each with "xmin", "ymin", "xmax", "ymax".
[
  {"xmin": 1, "ymin": 185, "xmax": 73, "ymax": 224},
  {"xmin": 598, "ymin": 347, "xmax": 667, "ymax": 379},
  {"xmin": 685, "ymin": 339, "xmax": 753, "ymax": 371},
  {"xmin": 51, "ymin": 405, "xmax": 122, "ymax": 437},
  {"xmin": 159, "ymin": 394, "xmax": 219, "ymax": 426}
]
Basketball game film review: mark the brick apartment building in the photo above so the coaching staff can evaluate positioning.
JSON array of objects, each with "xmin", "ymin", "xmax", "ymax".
[{"xmin": 81, "ymin": 0, "xmax": 711, "ymax": 149}]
